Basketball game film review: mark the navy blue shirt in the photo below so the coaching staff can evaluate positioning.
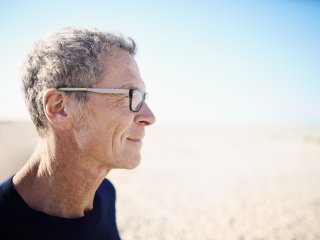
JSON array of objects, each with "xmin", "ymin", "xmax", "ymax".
[{"xmin": 0, "ymin": 176, "xmax": 121, "ymax": 240}]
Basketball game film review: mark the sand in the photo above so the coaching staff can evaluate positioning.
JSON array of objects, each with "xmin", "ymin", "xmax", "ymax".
[{"xmin": 1, "ymin": 122, "xmax": 320, "ymax": 239}]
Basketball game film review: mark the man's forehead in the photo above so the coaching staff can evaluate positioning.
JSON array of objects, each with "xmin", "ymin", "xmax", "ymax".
[
  {"xmin": 100, "ymin": 50, "xmax": 146, "ymax": 90},
  {"xmin": 105, "ymin": 48, "xmax": 135, "ymax": 67}
]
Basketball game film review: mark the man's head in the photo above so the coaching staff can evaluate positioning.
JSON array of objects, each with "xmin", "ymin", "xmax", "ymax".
[
  {"xmin": 21, "ymin": 27, "xmax": 136, "ymax": 137},
  {"xmin": 21, "ymin": 27, "xmax": 155, "ymax": 169}
]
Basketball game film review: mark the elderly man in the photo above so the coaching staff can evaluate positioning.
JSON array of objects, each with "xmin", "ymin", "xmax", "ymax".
[{"xmin": 0, "ymin": 27, "xmax": 155, "ymax": 239}]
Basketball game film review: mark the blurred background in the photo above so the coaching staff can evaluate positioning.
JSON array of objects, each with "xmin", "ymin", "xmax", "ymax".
[
  {"xmin": 1, "ymin": 0, "xmax": 319, "ymax": 125},
  {"xmin": 1, "ymin": 1, "xmax": 320, "ymax": 239}
]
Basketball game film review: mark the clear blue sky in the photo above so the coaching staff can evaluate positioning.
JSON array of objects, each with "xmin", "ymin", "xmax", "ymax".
[{"xmin": 0, "ymin": 0, "xmax": 319, "ymax": 126}]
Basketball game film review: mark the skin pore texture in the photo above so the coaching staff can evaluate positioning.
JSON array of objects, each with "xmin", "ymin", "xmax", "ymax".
[{"xmin": 12, "ymin": 49, "xmax": 156, "ymax": 218}]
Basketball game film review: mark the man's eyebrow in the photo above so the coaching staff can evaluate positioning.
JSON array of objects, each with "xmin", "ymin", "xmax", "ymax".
[
  {"xmin": 118, "ymin": 83, "xmax": 136, "ymax": 88},
  {"xmin": 117, "ymin": 82, "xmax": 146, "ymax": 91}
]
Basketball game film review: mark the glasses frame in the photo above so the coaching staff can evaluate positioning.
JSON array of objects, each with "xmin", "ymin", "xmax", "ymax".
[{"xmin": 58, "ymin": 87, "xmax": 148, "ymax": 112}]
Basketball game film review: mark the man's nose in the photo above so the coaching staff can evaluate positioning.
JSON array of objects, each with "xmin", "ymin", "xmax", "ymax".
[{"xmin": 135, "ymin": 102, "xmax": 156, "ymax": 126}]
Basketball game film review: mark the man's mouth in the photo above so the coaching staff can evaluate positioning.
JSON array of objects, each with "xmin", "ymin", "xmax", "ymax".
[{"xmin": 127, "ymin": 138, "xmax": 143, "ymax": 143}]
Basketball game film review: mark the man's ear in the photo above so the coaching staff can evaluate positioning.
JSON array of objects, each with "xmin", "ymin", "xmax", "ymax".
[{"xmin": 43, "ymin": 89, "xmax": 72, "ymax": 130}]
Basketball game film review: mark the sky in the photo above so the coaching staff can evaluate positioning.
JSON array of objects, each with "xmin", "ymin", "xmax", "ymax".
[{"xmin": 0, "ymin": 0, "xmax": 319, "ymax": 126}]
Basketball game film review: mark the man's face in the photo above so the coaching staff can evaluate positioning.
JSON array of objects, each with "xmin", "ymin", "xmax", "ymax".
[{"xmin": 73, "ymin": 49, "xmax": 155, "ymax": 169}]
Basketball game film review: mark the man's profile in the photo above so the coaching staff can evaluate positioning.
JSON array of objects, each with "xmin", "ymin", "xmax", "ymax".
[{"xmin": 0, "ymin": 27, "xmax": 155, "ymax": 239}]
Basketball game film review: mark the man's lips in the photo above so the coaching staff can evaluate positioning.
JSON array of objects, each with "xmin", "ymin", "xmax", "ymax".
[
  {"xmin": 127, "ymin": 131, "xmax": 145, "ymax": 143},
  {"xmin": 127, "ymin": 138, "xmax": 143, "ymax": 147},
  {"xmin": 127, "ymin": 137, "xmax": 143, "ymax": 142}
]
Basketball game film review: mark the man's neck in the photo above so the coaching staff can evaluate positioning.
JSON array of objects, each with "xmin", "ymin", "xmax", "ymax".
[{"xmin": 12, "ymin": 141, "xmax": 110, "ymax": 218}]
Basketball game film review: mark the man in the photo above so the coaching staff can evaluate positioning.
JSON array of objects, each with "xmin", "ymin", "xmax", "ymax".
[{"xmin": 0, "ymin": 27, "xmax": 155, "ymax": 239}]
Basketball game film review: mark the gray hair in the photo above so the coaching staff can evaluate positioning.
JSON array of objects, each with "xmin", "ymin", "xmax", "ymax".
[{"xmin": 21, "ymin": 26, "xmax": 136, "ymax": 136}]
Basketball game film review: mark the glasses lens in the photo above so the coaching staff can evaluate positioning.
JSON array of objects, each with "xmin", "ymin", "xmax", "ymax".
[{"xmin": 131, "ymin": 89, "xmax": 144, "ymax": 112}]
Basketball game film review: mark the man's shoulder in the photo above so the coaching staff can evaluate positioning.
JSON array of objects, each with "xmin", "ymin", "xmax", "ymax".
[
  {"xmin": 0, "ymin": 176, "xmax": 14, "ymax": 201},
  {"xmin": 94, "ymin": 178, "xmax": 117, "ymax": 210},
  {"xmin": 100, "ymin": 178, "xmax": 116, "ymax": 194},
  {"xmin": 0, "ymin": 176, "xmax": 16, "ymax": 218}
]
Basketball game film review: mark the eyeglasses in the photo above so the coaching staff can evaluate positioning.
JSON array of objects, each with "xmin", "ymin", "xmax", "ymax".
[{"xmin": 58, "ymin": 87, "xmax": 148, "ymax": 112}]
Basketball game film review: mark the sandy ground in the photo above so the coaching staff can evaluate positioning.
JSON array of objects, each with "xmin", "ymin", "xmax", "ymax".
[{"xmin": 1, "ymin": 122, "xmax": 320, "ymax": 240}]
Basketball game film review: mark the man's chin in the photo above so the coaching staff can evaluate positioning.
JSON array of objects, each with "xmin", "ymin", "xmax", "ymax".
[
  {"xmin": 126, "ymin": 157, "xmax": 141, "ymax": 170},
  {"xmin": 116, "ymin": 154, "xmax": 141, "ymax": 170}
]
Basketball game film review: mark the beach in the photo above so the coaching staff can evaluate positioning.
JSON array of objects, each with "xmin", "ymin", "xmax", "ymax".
[{"xmin": 1, "ymin": 122, "xmax": 320, "ymax": 239}]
